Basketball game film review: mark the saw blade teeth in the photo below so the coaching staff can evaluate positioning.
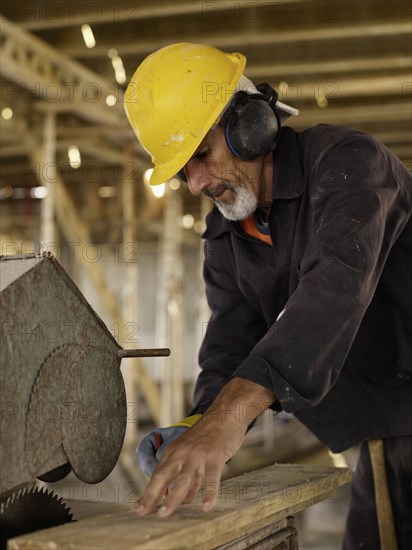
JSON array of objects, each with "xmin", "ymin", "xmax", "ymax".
[{"xmin": 0, "ymin": 487, "xmax": 74, "ymax": 541}]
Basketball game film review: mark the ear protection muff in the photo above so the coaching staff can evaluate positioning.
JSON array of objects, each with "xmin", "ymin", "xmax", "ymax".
[
  {"xmin": 223, "ymin": 83, "xmax": 281, "ymax": 161},
  {"xmin": 176, "ymin": 83, "xmax": 281, "ymax": 181}
]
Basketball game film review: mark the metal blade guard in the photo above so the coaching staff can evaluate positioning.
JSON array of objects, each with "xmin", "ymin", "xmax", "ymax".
[{"xmin": 0, "ymin": 253, "xmax": 169, "ymax": 495}]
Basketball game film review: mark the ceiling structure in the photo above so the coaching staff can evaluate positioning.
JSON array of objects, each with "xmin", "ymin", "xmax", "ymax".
[{"xmin": 1, "ymin": 0, "xmax": 411, "ymax": 245}]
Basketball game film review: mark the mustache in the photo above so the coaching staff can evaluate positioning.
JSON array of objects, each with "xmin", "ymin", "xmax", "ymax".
[{"xmin": 203, "ymin": 181, "xmax": 237, "ymax": 200}]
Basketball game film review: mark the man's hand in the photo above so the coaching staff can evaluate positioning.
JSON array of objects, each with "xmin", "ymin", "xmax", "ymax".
[
  {"xmin": 136, "ymin": 415, "xmax": 202, "ymax": 477},
  {"xmin": 133, "ymin": 377, "xmax": 276, "ymax": 517}
]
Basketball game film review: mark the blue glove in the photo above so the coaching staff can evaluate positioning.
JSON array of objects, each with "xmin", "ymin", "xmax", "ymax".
[
  {"xmin": 136, "ymin": 425, "xmax": 187, "ymax": 477},
  {"xmin": 136, "ymin": 414, "xmax": 202, "ymax": 477}
]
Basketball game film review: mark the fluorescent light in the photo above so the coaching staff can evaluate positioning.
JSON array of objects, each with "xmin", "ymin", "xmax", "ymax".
[
  {"xmin": 68, "ymin": 145, "xmax": 81, "ymax": 169},
  {"xmin": 194, "ymin": 220, "xmax": 206, "ymax": 234},
  {"xmin": 143, "ymin": 169, "xmax": 153, "ymax": 186},
  {"xmin": 316, "ymin": 92, "xmax": 328, "ymax": 108},
  {"xmin": 0, "ymin": 186, "xmax": 13, "ymax": 199},
  {"xmin": 115, "ymin": 71, "xmax": 126, "ymax": 85},
  {"xmin": 111, "ymin": 57, "xmax": 123, "ymax": 70},
  {"xmin": 169, "ymin": 178, "xmax": 181, "ymax": 191},
  {"xmin": 106, "ymin": 94, "xmax": 117, "ymax": 107},
  {"xmin": 181, "ymin": 214, "xmax": 194, "ymax": 229},
  {"xmin": 151, "ymin": 183, "xmax": 165, "ymax": 199},
  {"xmin": 98, "ymin": 186, "xmax": 117, "ymax": 198},
  {"xmin": 111, "ymin": 54, "xmax": 127, "ymax": 84},
  {"xmin": 30, "ymin": 186, "xmax": 49, "ymax": 199},
  {"xmin": 81, "ymin": 24, "xmax": 96, "ymax": 48},
  {"xmin": 1, "ymin": 107, "xmax": 13, "ymax": 120},
  {"xmin": 143, "ymin": 169, "xmax": 166, "ymax": 198}
]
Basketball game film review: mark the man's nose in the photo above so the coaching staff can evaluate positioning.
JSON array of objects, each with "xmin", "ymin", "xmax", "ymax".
[{"xmin": 184, "ymin": 162, "xmax": 212, "ymax": 196}]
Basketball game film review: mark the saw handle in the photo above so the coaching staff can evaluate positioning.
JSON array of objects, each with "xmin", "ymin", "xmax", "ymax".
[{"xmin": 117, "ymin": 348, "xmax": 170, "ymax": 358}]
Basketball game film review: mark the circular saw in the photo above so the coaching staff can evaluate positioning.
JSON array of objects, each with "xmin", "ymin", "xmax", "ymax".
[
  {"xmin": 0, "ymin": 486, "xmax": 73, "ymax": 550},
  {"xmin": 0, "ymin": 253, "xmax": 169, "ymax": 544},
  {"xmin": 1, "ymin": 253, "xmax": 169, "ymax": 492}
]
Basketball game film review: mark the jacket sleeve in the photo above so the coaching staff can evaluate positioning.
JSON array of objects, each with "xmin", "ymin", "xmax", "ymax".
[
  {"xmin": 191, "ymin": 235, "xmax": 269, "ymax": 414},
  {"xmin": 233, "ymin": 133, "xmax": 412, "ymax": 412}
]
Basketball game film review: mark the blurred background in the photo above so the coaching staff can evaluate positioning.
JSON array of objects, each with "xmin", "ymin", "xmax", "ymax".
[{"xmin": 1, "ymin": 1, "xmax": 411, "ymax": 547}]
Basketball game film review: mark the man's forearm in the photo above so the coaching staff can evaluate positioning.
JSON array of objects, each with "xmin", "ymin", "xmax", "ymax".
[{"xmin": 203, "ymin": 376, "xmax": 277, "ymax": 433}]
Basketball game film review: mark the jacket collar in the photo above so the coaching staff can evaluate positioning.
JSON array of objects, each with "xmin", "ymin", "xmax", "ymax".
[{"xmin": 202, "ymin": 127, "xmax": 304, "ymax": 239}]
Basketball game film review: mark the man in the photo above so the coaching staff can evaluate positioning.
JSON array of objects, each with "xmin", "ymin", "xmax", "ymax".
[{"xmin": 124, "ymin": 43, "xmax": 412, "ymax": 548}]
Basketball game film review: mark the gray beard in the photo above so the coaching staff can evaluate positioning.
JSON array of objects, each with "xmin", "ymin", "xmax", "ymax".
[{"xmin": 210, "ymin": 182, "xmax": 258, "ymax": 221}]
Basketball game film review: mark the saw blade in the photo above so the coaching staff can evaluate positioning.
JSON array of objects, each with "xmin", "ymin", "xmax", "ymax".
[{"xmin": 0, "ymin": 486, "xmax": 73, "ymax": 550}]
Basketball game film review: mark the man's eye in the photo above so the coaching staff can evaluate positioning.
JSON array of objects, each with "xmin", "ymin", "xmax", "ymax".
[{"xmin": 194, "ymin": 149, "xmax": 209, "ymax": 160}]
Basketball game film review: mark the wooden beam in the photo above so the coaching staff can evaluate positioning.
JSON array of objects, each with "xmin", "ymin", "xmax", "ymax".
[
  {"xmin": 33, "ymin": 99, "xmax": 121, "ymax": 127},
  {"xmin": 0, "ymin": 18, "xmax": 125, "ymax": 126},
  {"xmin": 64, "ymin": 22, "xmax": 410, "ymax": 58},
  {"xmin": 368, "ymin": 131, "xmax": 412, "ymax": 145},
  {"xmin": 289, "ymin": 103, "xmax": 411, "ymax": 126},
  {"xmin": 19, "ymin": 0, "xmax": 314, "ymax": 30},
  {"xmin": 9, "ymin": 463, "xmax": 351, "ymax": 549},
  {"xmin": 0, "ymin": 144, "xmax": 29, "ymax": 158},
  {"xmin": 274, "ymin": 73, "xmax": 409, "ymax": 103},
  {"xmin": 56, "ymin": 140, "xmax": 127, "ymax": 165},
  {"xmin": 247, "ymin": 55, "xmax": 412, "ymax": 79},
  {"xmin": 388, "ymin": 146, "xmax": 412, "ymax": 160}
]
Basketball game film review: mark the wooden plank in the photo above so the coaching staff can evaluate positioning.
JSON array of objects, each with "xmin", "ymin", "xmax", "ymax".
[{"xmin": 8, "ymin": 463, "xmax": 351, "ymax": 550}]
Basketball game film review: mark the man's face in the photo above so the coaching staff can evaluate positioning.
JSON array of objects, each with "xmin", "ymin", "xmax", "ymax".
[{"xmin": 181, "ymin": 126, "xmax": 268, "ymax": 221}]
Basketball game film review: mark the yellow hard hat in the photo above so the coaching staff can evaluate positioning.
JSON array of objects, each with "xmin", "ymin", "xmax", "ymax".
[{"xmin": 124, "ymin": 43, "xmax": 246, "ymax": 185}]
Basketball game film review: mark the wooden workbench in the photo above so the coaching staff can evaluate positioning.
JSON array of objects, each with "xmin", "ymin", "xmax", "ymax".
[{"xmin": 8, "ymin": 463, "xmax": 351, "ymax": 550}]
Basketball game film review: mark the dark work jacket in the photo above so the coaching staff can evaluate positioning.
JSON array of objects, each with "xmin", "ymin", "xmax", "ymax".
[{"xmin": 192, "ymin": 124, "xmax": 412, "ymax": 453}]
